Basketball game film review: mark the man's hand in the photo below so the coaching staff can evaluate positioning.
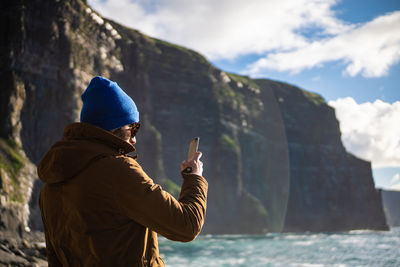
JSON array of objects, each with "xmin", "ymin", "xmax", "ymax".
[{"xmin": 181, "ymin": 152, "xmax": 203, "ymax": 176}]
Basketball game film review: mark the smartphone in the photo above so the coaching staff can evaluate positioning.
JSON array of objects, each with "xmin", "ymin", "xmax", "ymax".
[{"xmin": 187, "ymin": 137, "xmax": 200, "ymax": 160}]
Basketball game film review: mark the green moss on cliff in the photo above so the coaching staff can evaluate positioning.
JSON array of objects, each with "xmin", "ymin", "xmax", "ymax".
[
  {"xmin": 0, "ymin": 138, "xmax": 25, "ymax": 203},
  {"xmin": 155, "ymin": 38, "xmax": 208, "ymax": 64},
  {"xmin": 255, "ymin": 201, "xmax": 268, "ymax": 217},
  {"xmin": 213, "ymin": 73, "xmax": 265, "ymax": 114},
  {"xmin": 213, "ymin": 82, "xmax": 248, "ymax": 110},
  {"xmin": 227, "ymin": 73, "xmax": 261, "ymax": 90},
  {"xmin": 238, "ymin": 191, "xmax": 269, "ymax": 232},
  {"xmin": 255, "ymin": 78, "xmax": 326, "ymax": 107},
  {"xmin": 70, "ymin": 41, "xmax": 88, "ymax": 69},
  {"xmin": 214, "ymin": 82, "xmax": 234, "ymax": 103},
  {"xmin": 0, "ymin": 138, "xmax": 24, "ymax": 173},
  {"xmin": 220, "ymin": 134, "xmax": 237, "ymax": 149},
  {"xmin": 301, "ymin": 89, "xmax": 326, "ymax": 106}
]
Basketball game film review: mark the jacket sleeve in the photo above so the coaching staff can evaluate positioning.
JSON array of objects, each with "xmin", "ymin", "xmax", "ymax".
[{"xmin": 110, "ymin": 156, "xmax": 208, "ymax": 242}]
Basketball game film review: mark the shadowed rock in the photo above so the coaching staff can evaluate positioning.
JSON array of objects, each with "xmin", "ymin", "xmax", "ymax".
[{"xmin": 0, "ymin": 0, "xmax": 388, "ymax": 236}]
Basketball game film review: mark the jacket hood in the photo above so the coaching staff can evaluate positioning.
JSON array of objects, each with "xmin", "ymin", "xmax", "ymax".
[{"xmin": 37, "ymin": 123, "xmax": 135, "ymax": 184}]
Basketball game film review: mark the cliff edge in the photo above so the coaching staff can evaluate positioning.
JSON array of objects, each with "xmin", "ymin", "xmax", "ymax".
[{"xmin": 0, "ymin": 0, "xmax": 388, "ymax": 235}]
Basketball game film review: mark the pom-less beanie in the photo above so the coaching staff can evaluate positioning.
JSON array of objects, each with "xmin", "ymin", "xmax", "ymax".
[{"xmin": 80, "ymin": 76, "xmax": 139, "ymax": 131}]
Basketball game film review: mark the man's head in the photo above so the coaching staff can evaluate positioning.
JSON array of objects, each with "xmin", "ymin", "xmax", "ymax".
[{"xmin": 80, "ymin": 76, "xmax": 140, "ymax": 144}]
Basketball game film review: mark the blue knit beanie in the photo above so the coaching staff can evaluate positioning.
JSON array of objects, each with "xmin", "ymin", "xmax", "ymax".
[{"xmin": 80, "ymin": 76, "xmax": 139, "ymax": 131}]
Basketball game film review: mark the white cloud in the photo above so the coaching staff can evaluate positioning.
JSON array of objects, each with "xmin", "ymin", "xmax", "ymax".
[
  {"xmin": 88, "ymin": 1, "xmax": 400, "ymax": 77},
  {"xmin": 391, "ymin": 173, "xmax": 400, "ymax": 184},
  {"xmin": 88, "ymin": 0, "xmax": 350, "ymax": 58},
  {"xmin": 248, "ymin": 11, "xmax": 400, "ymax": 77},
  {"xmin": 328, "ymin": 97, "xmax": 400, "ymax": 168},
  {"xmin": 388, "ymin": 173, "xmax": 400, "ymax": 191}
]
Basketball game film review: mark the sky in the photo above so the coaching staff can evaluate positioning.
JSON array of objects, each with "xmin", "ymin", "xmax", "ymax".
[{"xmin": 88, "ymin": 0, "xmax": 400, "ymax": 190}]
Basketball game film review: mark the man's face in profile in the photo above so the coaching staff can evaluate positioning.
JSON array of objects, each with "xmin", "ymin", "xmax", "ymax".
[{"xmin": 111, "ymin": 123, "xmax": 140, "ymax": 145}]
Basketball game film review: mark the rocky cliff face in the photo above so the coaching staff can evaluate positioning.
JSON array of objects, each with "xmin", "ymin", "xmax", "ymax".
[
  {"xmin": 381, "ymin": 190, "xmax": 400, "ymax": 227},
  {"xmin": 260, "ymin": 80, "xmax": 388, "ymax": 231},
  {"xmin": 0, "ymin": 0, "xmax": 388, "ymax": 235}
]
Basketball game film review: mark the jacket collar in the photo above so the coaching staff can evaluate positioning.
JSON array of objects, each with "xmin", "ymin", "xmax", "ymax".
[{"xmin": 62, "ymin": 122, "xmax": 135, "ymax": 155}]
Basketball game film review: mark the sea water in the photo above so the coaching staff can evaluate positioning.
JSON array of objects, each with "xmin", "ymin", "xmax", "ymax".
[{"xmin": 159, "ymin": 227, "xmax": 400, "ymax": 266}]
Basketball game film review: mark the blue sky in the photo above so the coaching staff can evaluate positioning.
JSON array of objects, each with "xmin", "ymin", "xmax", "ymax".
[
  {"xmin": 88, "ymin": 0, "xmax": 400, "ymax": 190},
  {"xmin": 214, "ymin": 57, "xmax": 400, "ymax": 103}
]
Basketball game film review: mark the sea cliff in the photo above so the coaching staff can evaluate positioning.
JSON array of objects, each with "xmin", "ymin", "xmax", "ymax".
[
  {"xmin": 0, "ymin": 0, "xmax": 388, "ymax": 238},
  {"xmin": 381, "ymin": 189, "xmax": 400, "ymax": 227}
]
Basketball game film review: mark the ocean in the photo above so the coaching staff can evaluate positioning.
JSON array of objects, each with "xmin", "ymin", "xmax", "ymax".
[{"xmin": 159, "ymin": 227, "xmax": 400, "ymax": 266}]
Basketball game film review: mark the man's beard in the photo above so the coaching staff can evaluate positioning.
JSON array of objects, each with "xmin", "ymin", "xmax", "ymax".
[{"xmin": 110, "ymin": 128, "xmax": 131, "ymax": 143}]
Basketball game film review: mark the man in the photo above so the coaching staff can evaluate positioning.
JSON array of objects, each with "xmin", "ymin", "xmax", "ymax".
[{"xmin": 38, "ymin": 76, "xmax": 208, "ymax": 266}]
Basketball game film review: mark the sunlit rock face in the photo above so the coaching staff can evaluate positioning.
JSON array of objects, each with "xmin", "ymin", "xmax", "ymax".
[{"xmin": 0, "ymin": 0, "xmax": 387, "ymax": 234}]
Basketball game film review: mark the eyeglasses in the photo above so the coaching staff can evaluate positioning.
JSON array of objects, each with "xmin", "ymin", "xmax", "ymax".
[{"xmin": 128, "ymin": 122, "xmax": 140, "ymax": 136}]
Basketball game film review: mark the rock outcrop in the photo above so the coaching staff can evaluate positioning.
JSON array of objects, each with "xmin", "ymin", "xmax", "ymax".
[
  {"xmin": 381, "ymin": 189, "xmax": 400, "ymax": 227},
  {"xmin": 260, "ymin": 80, "xmax": 388, "ymax": 231},
  {"xmin": 0, "ymin": 0, "xmax": 388, "ymax": 236},
  {"xmin": 0, "ymin": 231, "xmax": 46, "ymax": 266}
]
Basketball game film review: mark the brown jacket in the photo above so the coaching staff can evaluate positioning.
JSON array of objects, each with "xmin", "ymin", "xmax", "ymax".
[{"xmin": 37, "ymin": 123, "xmax": 208, "ymax": 267}]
